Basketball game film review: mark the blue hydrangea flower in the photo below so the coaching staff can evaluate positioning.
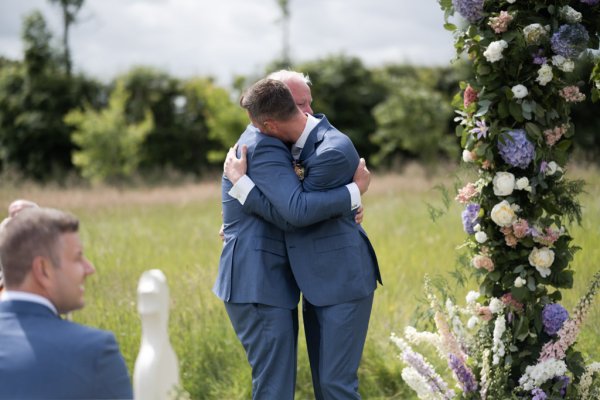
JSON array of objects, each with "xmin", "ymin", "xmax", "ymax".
[
  {"xmin": 452, "ymin": 0, "xmax": 484, "ymax": 23},
  {"xmin": 551, "ymin": 24, "xmax": 590, "ymax": 59},
  {"xmin": 580, "ymin": 0, "xmax": 599, "ymax": 5},
  {"xmin": 498, "ymin": 129, "xmax": 535, "ymax": 169},
  {"xmin": 542, "ymin": 303, "xmax": 569, "ymax": 336},
  {"xmin": 461, "ymin": 203, "xmax": 480, "ymax": 234},
  {"xmin": 532, "ymin": 388, "xmax": 547, "ymax": 400}
]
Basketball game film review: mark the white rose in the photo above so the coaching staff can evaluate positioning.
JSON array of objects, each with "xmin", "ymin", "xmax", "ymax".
[
  {"xmin": 489, "ymin": 298, "xmax": 504, "ymax": 314},
  {"xmin": 523, "ymin": 23, "xmax": 547, "ymax": 45},
  {"xmin": 462, "ymin": 149, "xmax": 475, "ymax": 162},
  {"xmin": 466, "ymin": 291, "xmax": 480, "ymax": 304},
  {"xmin": 515, "ymin": 177, "xmax": 530, "ymax": 190},
  {"xmin": 493, "ymin": 172, "xmax": 515, "ymax": 196},
  {"xmin": 511, "ymin": 84, "xmax": 528, "ymax": 99},
  {"xmin": 475, "ymin": 231, "xmax": 488, "ymax": 243},
  {"xmin": 559, "ymin": 6, "xmax": 582, "ymax": 23},
  {"xmin": 506, "ymin": 0, "xmax": 516, "ymax": 3},
  {"xmin": 529, "ymin": 247, "xmax": 555, "ymax": 276},
  {"xmin": 546, "ymin": 161, "xmax": 562, "ymax": 176},
  {"xmin": 560, "ymin": 59, "xmax": 574, "ymax": 72},
  {"xmin": 514, "ymin": 277, "xmax": 527, "ymax": 288},
  {"xmin": 536, "ymin": 64, "xmax": 553, "ymax": 86},
  {"xmin": 484, "ymin": 40, "xmax": 508, "ymax": 63},
  {"xmin": 491, "ymin": 200, "xmax": 517, "ymax": 227}
]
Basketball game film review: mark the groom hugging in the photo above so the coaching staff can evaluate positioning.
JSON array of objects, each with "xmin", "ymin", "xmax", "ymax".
[{"xmin": 214, "ymin": 74, "xmax": 381, "ymax": 399}]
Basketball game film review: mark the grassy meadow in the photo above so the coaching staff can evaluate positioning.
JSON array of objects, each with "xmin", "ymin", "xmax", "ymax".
[{"xmin": 1, "ymin": 164, "xmax": 599, "ymax": 399}]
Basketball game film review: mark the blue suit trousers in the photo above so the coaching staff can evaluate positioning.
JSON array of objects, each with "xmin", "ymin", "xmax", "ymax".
[
  {"xmin": 225, "ymin": 303, "xmax": 299, "ymax": 400},
  {"xmin": 303, "ymin": 293, "xmax": 374, "ymax": 400}
]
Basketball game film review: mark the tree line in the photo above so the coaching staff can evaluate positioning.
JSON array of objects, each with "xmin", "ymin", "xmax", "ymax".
[{"xmin": 1, "ymin": 8, "xmax": 599, "ymax": 184}]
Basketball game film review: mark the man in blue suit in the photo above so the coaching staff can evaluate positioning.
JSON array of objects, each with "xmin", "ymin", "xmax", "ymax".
[
  {"xmin": 0, "ymin": 207, "xmax": 133, "ymax": 399},
  {"xmin": 214, "ymin": 76, "xmax": 371, "ymax": 399},
  {"xmin": 225, "ymin": 78, "xmax": 381, "ymax": 399}
]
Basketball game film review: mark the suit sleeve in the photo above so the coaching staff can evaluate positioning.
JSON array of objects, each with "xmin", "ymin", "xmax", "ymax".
[
  {"xmin": 93, "ymin": 332, "xmax": 133, "ymax": 399},
  {"xmin": 243, "ymin": 138, "xmax": 353, "ymax": 229}
]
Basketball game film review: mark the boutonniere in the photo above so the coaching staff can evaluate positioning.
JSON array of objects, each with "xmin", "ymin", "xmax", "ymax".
[{"xmin": 293, "ymin": 160, "xmax": 305, "ymax": 181}]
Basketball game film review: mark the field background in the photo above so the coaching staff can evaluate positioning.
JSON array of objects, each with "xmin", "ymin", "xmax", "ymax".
[{"xmin": 2, "ymin": 164, "xmax": 599, "ymax": 399}]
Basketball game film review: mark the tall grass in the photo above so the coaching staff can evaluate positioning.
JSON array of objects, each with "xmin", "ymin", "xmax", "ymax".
[{"xmin": 1, "ymin": 165, "xmax": 599, "ymax": 399}]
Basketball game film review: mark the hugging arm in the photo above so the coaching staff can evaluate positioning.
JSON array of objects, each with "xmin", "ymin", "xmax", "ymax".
[{"xmin": 229, "ymin": 139, "xmax": 357, "ymax": 231}]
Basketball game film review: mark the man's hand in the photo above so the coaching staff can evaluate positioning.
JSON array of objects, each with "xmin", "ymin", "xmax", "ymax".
[
  {"xmin": 353, "ymin": 158, "xmax": 370, "ymax": 195},
  {"xmin": 223, "ymin": 144, "xmax": 248, "ymax": 184},
  {"xmin": 354, "ymin": 206, "xmax": 364, "ymax": 224}
]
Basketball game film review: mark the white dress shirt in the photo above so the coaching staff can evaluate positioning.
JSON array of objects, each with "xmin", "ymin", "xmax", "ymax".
[
  {"xmin": 229, "ymin": 114, "xmax": 361, "ymax": 209},
  {"xmin": 1, "ymin": 290, "xmax": 58, "ymax": 315}
]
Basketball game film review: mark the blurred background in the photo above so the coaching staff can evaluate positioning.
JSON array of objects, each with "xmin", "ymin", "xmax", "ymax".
[{"xmin": 1, "ymin": 0, "xmax": 599, "ymax": 185}]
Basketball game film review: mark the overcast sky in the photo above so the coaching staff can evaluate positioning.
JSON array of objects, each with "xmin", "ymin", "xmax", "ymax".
[{"xmin": 0, "ymin": 0, "xmax": 455, "ymax": 87}]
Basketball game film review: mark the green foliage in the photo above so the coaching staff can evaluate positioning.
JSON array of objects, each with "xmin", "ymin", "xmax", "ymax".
[
  {"xmin": 296, "ymin": 55, "xmax": 387, "ymax": 161},
  {"xmin": 66, "ymin": 80, "xmax": 154, "ymax": 183},
  {"xmin": 181, "ymin": 78, "xmax": 247, "ymax": 164},
  {"xmin": 371, "ymin": 68, "xmax": 457, "ymax": 166}
]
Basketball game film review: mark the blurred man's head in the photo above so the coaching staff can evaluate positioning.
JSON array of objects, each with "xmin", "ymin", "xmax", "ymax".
[
  {"xmin": 267, "ymin": 70, "xmax": 313, "ymax": 115},
  {"xmin": 240, "ymin": 78, "xmax": 303, "ymax": 142},
  {"xmin": 0, "ymin": 208, "xmax": 95, "ymax": 314}
]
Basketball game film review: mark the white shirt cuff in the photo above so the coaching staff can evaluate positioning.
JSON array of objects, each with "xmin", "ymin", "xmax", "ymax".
[
  {"xmin": 346, "ymin": 183, "xmax": 361, "ymax": 210},
  {"xmin": 228, "ymin": 175, "xmax": 255, "ymax": 205}
]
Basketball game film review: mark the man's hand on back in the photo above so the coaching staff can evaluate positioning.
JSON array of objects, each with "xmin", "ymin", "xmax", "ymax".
[
  {"xmin": 223, "ymin": 144, "xmax": 248, "ymax": 184},
  {"xmin": 353, "ymin": 158, "xmax": 370, "ymax": 195}
]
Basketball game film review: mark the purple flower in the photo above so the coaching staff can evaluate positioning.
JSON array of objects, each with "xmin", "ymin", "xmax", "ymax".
[
  {"xmin": 452, "ymin": 0, "xmax": 484, "ymax": 23},
  {"xmin": 551, "ymin": 24, "xmax": 590, "ymax": 59},
  {"xmin": 470, "ymin": 119, "xmax": 488, "ymax": 139},
  {"xmin": 580, "ymin": 0, "xmax": 599, "ymax": 5},
  {"xmin": 532, "ymin": 388, "xmax": 547, "ymax": 400},
  {"xmin": 532, "ymin": 49, "xmax": 547, "ymax": 65},
  {"xmin": 555, "ymin": 375, "xmax": 570, "ymax": 396},
  {"xmin": 448, "ymin": 354, "xmax": 478, "ymax": 393},
  {"xmin": 462, "ymin": 203, "xmax": 480, "ymax": 234},
  {"xmin": 542, "ymin": 303, "xmax": 569, "ymax": 336},
  {"xmin": 540, "ymin": 160, "xmax": 548, "ymax": 173},
  {"xmin": 498, "ymin": 129, "xmax": 535, "ymax": 169}
]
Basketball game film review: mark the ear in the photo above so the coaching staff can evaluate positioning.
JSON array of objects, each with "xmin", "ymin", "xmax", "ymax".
[{"xmin": 30, "ymin": 256, "xmax": 53, "ymax": 289}]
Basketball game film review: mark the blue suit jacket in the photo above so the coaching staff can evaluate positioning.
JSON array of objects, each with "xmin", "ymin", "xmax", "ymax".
[
  {"xmin": 0, "ymin": 300, "xmax": 133, "ymax": 399},
  {"xmin": 213, "ymin": 124, "xmax": 354, "ymax": 309},
  {"xmin": 241, "ymin": 115, "xmax": 382, "ymax": 306}
]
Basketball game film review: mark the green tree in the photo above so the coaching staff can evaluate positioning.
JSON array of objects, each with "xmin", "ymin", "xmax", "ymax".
[
  {"xmin": 296, "ymin": 55, "xmax": 387, "ymax": 161},
  {"xmin": 182, "ymin": 78, "xmax": 248, "ymax": 164},
  {"xmin": 48, "ymin": 0, "xmax": 84, "ymax": 76},
  {"xmin": 370, "ymin": 66, "xmax": 457, "ymax": 166},
  {"xmin": 0, "ymin": 11, "xmax": 96, "ymax": 180},
  {"xmin": 65, "ymin": 80, "xmax": 153, "ymax": 183}
]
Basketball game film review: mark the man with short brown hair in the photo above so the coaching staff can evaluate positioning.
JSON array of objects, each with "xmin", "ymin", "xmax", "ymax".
[{"xmin": 0, "ymin": 207, "xmax": 133, "ymax": 399}]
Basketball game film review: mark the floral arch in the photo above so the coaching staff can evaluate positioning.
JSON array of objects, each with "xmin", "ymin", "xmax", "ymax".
[{"xmin": 393, "ymin": 1, "xmax": 600, "ymax": 399}]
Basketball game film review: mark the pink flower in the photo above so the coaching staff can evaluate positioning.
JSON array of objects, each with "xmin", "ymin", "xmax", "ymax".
[
  {"xmin": 501, "ymin": 293, "xmax": 524, "ymax": 313},
  {"xmin": 473, "ymin": 254, "xmax": 495, "ymax": 271},
  {"xmin": 544, "ymin": 124, "xmax": 568, "ymax": 147},
  {"xmin": 559, "ymin": 86, "xmax": 586, "ymax": 103},
  {"xmin": 481, "ymin": 160, "xmax": 493, "ymax": 170},
  {"xmin": 533, "ymin": 227, "xmax": 561, "ymax": 246},
  {"xmin": 500, "ymin": 226, "xmax": 518, "ymax": 248},
  {"xmin": 512, "ymin": 219, "xmax": 530, "ymax": 239},
  {"xmin": 464, "ymin": 85, "xmax": 478, "ymax": 108},
  {"xmin": 476, "ymin": 305, "xmax": 493, "ymax": 321},
  {"xmin": 456, "ymin": 182, "xmax": 478, "ymax": 204},
  {"xmin": 488, "ymin": 11, "xmax": 513, "ymax": 34}
]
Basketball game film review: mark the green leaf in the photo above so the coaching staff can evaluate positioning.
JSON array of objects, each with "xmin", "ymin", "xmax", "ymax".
[
  {"xmin": 509, "ymin": 101, "xmax": 524, "ymax": 122},
  {"xmin": 444, "ymin": 23, "xmax": 457, "ymax": 32}
]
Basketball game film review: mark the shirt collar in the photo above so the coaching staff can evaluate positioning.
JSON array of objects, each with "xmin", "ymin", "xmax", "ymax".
[
  {"xmin": 294, "ymin": 114, "xmax": 320, "ymax": 149},
  {"xmin": 0, "ymin": 290, "xmax": 58, "ymax": 315}
]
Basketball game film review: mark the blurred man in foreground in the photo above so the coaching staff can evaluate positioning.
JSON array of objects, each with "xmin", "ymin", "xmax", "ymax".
[{"xmin": 0, "ymin": 207, "xmax": 133, "ymax": 399}]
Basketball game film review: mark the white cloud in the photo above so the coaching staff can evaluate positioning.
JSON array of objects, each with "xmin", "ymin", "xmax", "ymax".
[{"xmin": 0, "ymin": 0, "xmax": 454, "ymax": 86}]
